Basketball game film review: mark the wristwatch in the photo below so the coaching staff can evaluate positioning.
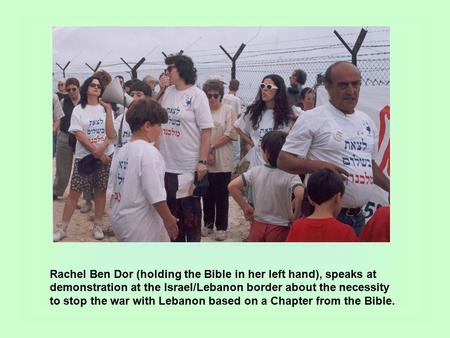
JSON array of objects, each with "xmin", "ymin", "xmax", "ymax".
[{"xmin": 198, "ymin": 160, "xmax": 207, "ymax": 165}]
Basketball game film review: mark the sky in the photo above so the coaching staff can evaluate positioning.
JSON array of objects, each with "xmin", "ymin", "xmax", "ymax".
[{"xmin": 53, "ymin": 27, "xmax": 389, "ymax": 104}]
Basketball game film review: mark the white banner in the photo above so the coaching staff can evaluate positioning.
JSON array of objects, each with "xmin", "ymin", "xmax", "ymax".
[{"xmin": 317, "ymin": 85, "xmax": 390, "ymax": 220}]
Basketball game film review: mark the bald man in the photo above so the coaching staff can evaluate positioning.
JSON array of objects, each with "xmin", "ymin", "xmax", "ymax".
[{"xmin": 277, "ymin": 61, "xmax": 389, "ymax": 235}]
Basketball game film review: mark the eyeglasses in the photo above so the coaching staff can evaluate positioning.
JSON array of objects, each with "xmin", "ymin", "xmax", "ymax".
[
  {"xmin": 207, "ymin": 93, "xmax": 220, "ymax": 99},
  {"xmin": 66, "ymin": 87, "xmax": 78, "ymax": 92},
  {"xmin": 165, "ymin": 64, "xmax": 176, "ymax": 73},
  {"xmin": 89, "ymin": 83, "xmax": 102, "ymax": 89},
  {"xmin": 260, "ymin": 83, "xmax": 278, "ymax": 90}
]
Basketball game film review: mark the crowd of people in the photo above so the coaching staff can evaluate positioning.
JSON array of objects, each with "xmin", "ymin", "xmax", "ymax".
[{"xmin": 52, "ymin": 55, "xmax": 390, "ymax": 243}]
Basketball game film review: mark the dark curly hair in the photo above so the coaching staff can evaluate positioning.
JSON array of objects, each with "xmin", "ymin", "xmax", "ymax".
[
  {"xmin": 245, "ymin": 74, "xmax": 291, "ymax": 130},
  {"xmin": 165, "ymin": 54, "xmax": 197, "ymax": 85},
  {"xmin": 80, "ymin": 76, "xmax": 104, "ymax": 108},
  {"xmin": 202, "ymin": 80, "xmax": 224, "ymax": 100}
]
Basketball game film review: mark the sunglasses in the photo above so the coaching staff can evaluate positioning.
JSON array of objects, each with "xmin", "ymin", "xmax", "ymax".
[
  {"xmin": 207, "ymin": 93, "xmax": 220, "ymax": 99},
  {"xmin": 89, "ymin": 83, "xmax": 102, "ymax": 89},
  {"xmin": 66, "ymin": 87, "xmax": 78, "ymax": 92},
  {"xmin": 165, "ymin": 65, "xmax": 176, "ymax": 73},
  {"xmin": 260, "ymin": 83, "xmax": 278, "ymax": 90}
]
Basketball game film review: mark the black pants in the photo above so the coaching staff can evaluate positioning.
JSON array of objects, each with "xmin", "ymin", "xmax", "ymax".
[
  {"xmin": 202, "ymin": 172, "xmax": 231, "ymax": 231},
  {"xmin": 165, "ymin": 173, "xmax": 201, "ymax": 242}
]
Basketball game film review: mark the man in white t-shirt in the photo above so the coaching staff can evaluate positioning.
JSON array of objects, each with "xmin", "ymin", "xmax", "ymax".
[{"xmin": 278, "ymin": 61, "xmax": 390, "ymax": 235}]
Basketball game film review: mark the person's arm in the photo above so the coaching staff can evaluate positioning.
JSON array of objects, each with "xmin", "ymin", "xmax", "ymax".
[
  {"xmin": 372, "ymin": 160, "xmax": 390, "ymax": 192},
  {"xmin": 153, "ymin": 201, "xmax": 179, "ymax": 240},
  {"xmin": 211, "ymin": 135, "xmax": 233, "ymax": 150},
  {"xmin": 99, "ymin": 101, "xmax": 118, "ymax": 139},
  {"xmin": 228, "ymin": 176, "xmax": 254, "ymax": 221},
  {"xmin": 292, "ymin": 185, "xmax": 305, "ymax": 219},
  {"xmin": 197, "ymin": 128, "xmax": 211, "ymax": 181},
  {"xmin": 235, "ymin": 128, "xmax": 254, "ymax": 152},
  {"xmin": 74, "ymin": 131, "xmax": 109, "ymax": 160},
  {"xmin": 277, "ymin": 151, "xmax": 349, "ymax": 177},
  {"xmin": 53, "ymin": 119, "xmax": 61, "ymax": 133}
]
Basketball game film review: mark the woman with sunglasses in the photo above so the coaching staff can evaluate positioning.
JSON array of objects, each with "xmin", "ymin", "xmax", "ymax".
[
  {"xmin": 234, "ymin": 74, "xmax": 293, "ymax": 169},
  {"xmin": 200, "ymin": 79, "xmax": 237, "ymax": 241},
  {"xmin": 159, "ymin": 54, "xmax": 214, "ymax": 242},
  {"xmin": 53, "ymin": 76, "xmax": 117, "ymax": 241}
]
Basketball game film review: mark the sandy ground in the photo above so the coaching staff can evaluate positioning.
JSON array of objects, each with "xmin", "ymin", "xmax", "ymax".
[{"xmin": 52, "ymin": 160, "xmax": 250, "ymax": 242}]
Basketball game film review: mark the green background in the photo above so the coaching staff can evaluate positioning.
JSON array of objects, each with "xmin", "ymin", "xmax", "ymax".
[{"xmin": 3, "ymin": 0, "xmax": 447, "ymax": 337}]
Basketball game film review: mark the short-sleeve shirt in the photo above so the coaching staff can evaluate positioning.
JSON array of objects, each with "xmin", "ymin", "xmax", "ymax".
[
  {"xmin": 68, "ymin": 104, "xmax": 115, "ymax": 159},
  {"xmin": 109, "ymin": 140, "xmax": 169, "ymax": 242},
  {"xmin": 287, "ymin": 217, "xmax": 357, "ymax": 242},
  {"xmin": 234, "ymin": 109, "xmax": 292, "ymax": 168},
  {"xmin": 159, "ymin": 85, "xmax": 214, "ymax": 173},
  {"xmin": 282, "ymin": 101, "xmax": 378, "ymax": 208},
  {"xmin": 242, "ymin": 164, "xmax": 303, "ymax": 226}
]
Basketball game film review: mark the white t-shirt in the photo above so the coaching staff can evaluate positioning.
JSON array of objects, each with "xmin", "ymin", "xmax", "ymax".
[
  {"xmin": 113, "ymin": 112, "xmax": 132, "ymax": 147},
  {"xmin": 160, "ymin": 85, "xmax": 214, "ymax": 173},
  {"xmin": 69, "ymin": 104, "xmax": 115, "ymax": 159},
  {"xmin": 234, "ymin": 109, "xmax": 292, "ymax": 168},
  {"xmin": 109, "ymin": 140, "xmax": 169, "ymax": 242},
  {"xmin": 282, "ymin": 101, "xmax": 378, "ymax": 208},
  {"xmin": 242, "ymin": 164, "xmax": 303, "ymax": 226}
]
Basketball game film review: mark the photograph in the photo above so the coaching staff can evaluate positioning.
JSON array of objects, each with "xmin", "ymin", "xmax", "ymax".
[{"xmin": 52, "ymin": 27, "xmax": 390, "ymax": 242}]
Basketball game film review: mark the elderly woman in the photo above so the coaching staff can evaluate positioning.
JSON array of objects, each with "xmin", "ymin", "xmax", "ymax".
[
  {"xmin": 200, "ymin": 79, "xmax": 237, "ymax": 241},
  {"xmin": 234, "ymin": 74, "xmax": 293, "ymax": 169},
  {"xmin": 159, "ymin": 54, "xmax": 213, "ymax": 242},
  {"xmin": 53, "ymin": 76, "xmax": 116, "ymax": 241}
]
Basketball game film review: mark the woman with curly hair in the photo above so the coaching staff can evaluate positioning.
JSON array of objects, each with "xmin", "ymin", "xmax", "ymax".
[{"xmin": 234, "ymin": 74, "xmax": 294, "ymax": 168}]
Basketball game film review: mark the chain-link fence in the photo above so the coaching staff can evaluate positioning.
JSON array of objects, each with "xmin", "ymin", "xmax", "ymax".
[{"xmin": 53, "ymin": 43, "xmax": 390, "ymax": 107}]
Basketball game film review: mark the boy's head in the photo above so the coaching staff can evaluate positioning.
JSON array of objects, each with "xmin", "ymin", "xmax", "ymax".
[
  {"xmin": 260, "ymin": 130, "xmax": 288, "ymax": 167},
  {"xmin": 126, "ymin": 98, "xmax": 168, "ymax": 141},
  {"xmin": 306, "ymin": 168, "xmax": 345, "ymax": 216},
  {"xmin": 129, "ymin": 80, "xmax": 152, "ymax": 101}
]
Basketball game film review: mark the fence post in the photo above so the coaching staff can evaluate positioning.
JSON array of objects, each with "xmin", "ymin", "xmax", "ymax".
[
  {"xmin": 333, "ymin": 28, "xmax": 367, "ymax": 66},
  {"xmin": 55, "ymin": 61, "xmax": 71, "ymax": 78},
  {"xmin": 120, "ymin": 57, "xmax": 146, "ymax": 80},
  {"xmin": 219, "ymin": 43, "xmax": 246, "ymax": 79},
  {"xmin": 85, "ymin": 61, "xmax": 102, "ymax": 73}
]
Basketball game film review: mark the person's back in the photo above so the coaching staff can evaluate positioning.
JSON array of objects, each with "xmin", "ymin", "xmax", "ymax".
[
  {"xmin": 287, "ymin": 168, "xmax": 357, "ymax": 242},
  {"xmin": 244, "ymin": 165, "xmax": 300, "ymax": 227},
  {"xmin": 110, "ymin": 140, "xmax": 169, "ymax": 242},
  {"xmin": 287, "ymin": 217, "xmax": 356, "ymax": 242},
  {"xmin": 228, "ymin": 131, "xmax": 304, "ymax": 242}
]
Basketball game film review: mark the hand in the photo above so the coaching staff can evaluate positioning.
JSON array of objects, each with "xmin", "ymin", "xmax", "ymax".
[
  {"xmin": 99, "ymin": 154, "xmax": 111, "ymax": 164},
  {"xmin": 196, "ymin": 162, "xmax": 208, "ymax": 181},
  {"xmin": 99, "ymin": 99, "xmax": 113, "ymax": 113},
  {"xmin": 243, "ymin": 204, "xmax": 254, "ymax": 222},
  {"xmin": 164, "ymin": 214, "xmax": 179, "ymax": 240},
  {"xmin": 92, "ymin": 147, "xmax": 104, "ymax": 159},
  {"xmin": 317, "ymin": 161, "xmax": 349, "ymax": 180},
  {"xmin": 159, "ymin": 75, "xmax": 170, "ymax": 89}
]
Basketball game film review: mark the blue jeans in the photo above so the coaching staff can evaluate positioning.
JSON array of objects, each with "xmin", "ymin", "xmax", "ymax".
[{"xmin": 337, "ymin": 210, "xmax": 366, "ymax": 236}]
